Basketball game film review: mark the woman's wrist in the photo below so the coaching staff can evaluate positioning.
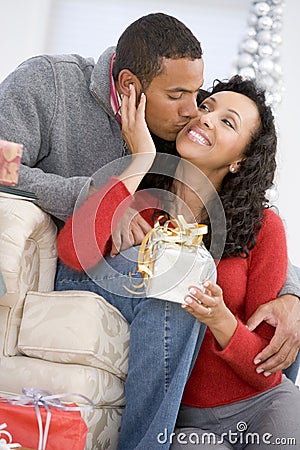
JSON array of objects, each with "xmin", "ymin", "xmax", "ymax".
[
  {"xmin": 209, "ymin": 310, "xmax": 238, "ymax": 349},
  {"xmin": 120, "ymin": 153, "xmax": 155, "ymax": 194}
]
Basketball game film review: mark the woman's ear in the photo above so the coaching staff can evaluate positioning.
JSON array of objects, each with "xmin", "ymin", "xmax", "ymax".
[
  {"xmin": 229, "ymin": 157, "xmax": 246, "ymax": 173},
  {"xmin": 237, "ymin": 157, "xmax": 247, "ymax": 168},
  {"xmin": 117, "ymin": 69, "xmax": 143, "ymax": 98}
]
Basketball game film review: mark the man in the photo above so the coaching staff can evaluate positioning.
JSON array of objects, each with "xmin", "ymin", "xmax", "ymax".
[{"xmin": 0, "ymin": 12, "xmax": 299, "ymax": 449}]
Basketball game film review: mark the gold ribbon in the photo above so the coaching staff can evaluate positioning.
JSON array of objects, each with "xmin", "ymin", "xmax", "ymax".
[{"xmin": 123, "ymin": 215, "xmax": 208, "ymax": 295}]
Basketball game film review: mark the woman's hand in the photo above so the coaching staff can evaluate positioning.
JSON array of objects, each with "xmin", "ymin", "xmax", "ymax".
[
  {"xmin": 121, "ymin": 84, "xmax": 156, "ymax": 157},
  {"xmin": 182, "ymin": 280, "xmax": 238, "ymax": 348},
  {"xmin": 118, "ymin": 85, "xmax": 156, "ymax": 195}
]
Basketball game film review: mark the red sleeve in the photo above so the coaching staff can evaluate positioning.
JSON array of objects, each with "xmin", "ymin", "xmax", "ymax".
[
  {"xmin": 213, "ymin": 209, "xmax": 288, "ymax": 389},
  {"xmin": 57, "ymin": 178, "xmax": 134, "ymax": 271},
  {"xmin": 57, "ymin": 178, "xmax": 160, "ymax": 271}
]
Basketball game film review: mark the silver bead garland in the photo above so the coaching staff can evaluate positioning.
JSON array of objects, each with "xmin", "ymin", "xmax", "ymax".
[{"xmin": 234, "ymin": 0, "xmax": 285, "ymax": 108}]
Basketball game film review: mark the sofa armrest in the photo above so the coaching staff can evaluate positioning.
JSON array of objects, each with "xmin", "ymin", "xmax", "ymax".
[
  {"xmin": 0, "ymin": 195, "xmax": 57, "ymax": 298},
  {"xmin": 0, "ymin": 194, "xmax": 57, "ymax": 355}
]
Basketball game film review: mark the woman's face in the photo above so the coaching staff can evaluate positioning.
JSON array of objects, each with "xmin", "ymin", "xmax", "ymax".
[{"xmin": 175, "ymin": 91, "xmax": 260, "ymax": 175}]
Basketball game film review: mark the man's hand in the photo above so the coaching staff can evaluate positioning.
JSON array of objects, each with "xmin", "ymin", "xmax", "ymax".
[
  {"xmin": 110, "ymin": 207, "xmax": 151, "ymax": 257},
  {"xmin": 247, "ymin": 294, "xmax": 300, "ymax": 375}
]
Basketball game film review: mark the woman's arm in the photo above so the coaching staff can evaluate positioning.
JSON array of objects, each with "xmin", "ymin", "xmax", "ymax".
[
  {"xmin": 119, "ymin": 87, "xmax": 156, "ymax": 194},
  {"xmin": 182, "ymin": 209, "xmax": 288, "ymax": 389},
  {"xmin": 57, "ymin": 86, "xmax": 157, "ymax": 270},
  {"xmin": 57, "ymin": 178, "xmax": 135, "ymax": 270}
]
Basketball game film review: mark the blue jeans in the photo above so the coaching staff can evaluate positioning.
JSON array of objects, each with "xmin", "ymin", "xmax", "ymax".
[{"xmin": 55, "ymin": 247, "xmax": 206, "ymax": 450}]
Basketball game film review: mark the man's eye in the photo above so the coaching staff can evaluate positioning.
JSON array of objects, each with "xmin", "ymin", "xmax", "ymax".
[{"xmin": 168, "ymin": 95, "xmax": 182, "ymax": 100}]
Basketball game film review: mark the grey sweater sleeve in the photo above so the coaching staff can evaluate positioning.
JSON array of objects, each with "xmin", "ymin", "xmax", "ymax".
[
  {"xmin": 18, "ymin": 165, "xmax": 91, "ymax": 222},
  {"xmin": 0, "ymin": 56, "xmax": 91, "ymax": 221},
  {"xmin": 279, "ymin": 259, "xmax": 300, "ymax": 298}
]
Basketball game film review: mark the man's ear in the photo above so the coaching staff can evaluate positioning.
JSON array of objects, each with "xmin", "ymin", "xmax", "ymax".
[{"xmin": 117, "ymin": 69, "xmax": 143, "ymax": 97}]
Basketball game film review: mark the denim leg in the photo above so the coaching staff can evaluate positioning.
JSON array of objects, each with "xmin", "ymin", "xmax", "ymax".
[
  {"xmin": 55, "ymin": 247, "xmax": 145, "ymax": 322},
  {"xmin": 55, "ymin": 249, "xmax": 206, "ymax": 450},
  {"xmin": 118, "ymin": 298, "xmax": 205, "ymax": 450}
]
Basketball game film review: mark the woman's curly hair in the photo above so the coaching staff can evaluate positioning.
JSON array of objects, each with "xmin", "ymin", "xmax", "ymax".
[{"xmin": 198, "ymin": 75, "xmax": 277, "ymax": 258}]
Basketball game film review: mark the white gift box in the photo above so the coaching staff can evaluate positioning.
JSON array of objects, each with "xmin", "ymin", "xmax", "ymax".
[{"xmin": 137, "ymin": 215, "xmax": 217, "ymax": 304}]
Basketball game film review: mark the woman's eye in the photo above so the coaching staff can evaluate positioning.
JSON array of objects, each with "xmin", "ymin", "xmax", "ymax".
[
  {"xmin": 199, "ymin": 104, "xmax": 209, "ymax": 111},
  {"xmin": 223, "ymin": 119, "xmax": 235, "ymax": 130}
]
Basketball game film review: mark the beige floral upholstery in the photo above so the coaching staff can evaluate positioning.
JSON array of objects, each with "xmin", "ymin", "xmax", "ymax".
[
  {"xmin": 19, "ymin": 291, "xmax": 129, "ymax": 379},
  {"xmin": 0, "ymin": 194, "xmax": 130, "ymax": 449}
]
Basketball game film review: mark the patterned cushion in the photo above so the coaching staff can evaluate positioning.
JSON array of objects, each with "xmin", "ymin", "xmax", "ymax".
[
  {"xmin": 18, "ymin": 291, "xmax": 130, "ymax": 380},
  {"xmin": 0, "ymin": 356, "xmax": 125, "ymax": 408}
]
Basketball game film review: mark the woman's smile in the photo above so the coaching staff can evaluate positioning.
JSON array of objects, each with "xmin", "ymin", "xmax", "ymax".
[{"xmin": 186, "ymin": 125, "xmax": 211, "ymax": 146}]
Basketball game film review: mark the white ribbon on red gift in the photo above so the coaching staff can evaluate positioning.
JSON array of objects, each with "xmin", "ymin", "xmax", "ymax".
[{"xmin": 0, "ymin": 388, "xmax": 94, "ymax": 450}]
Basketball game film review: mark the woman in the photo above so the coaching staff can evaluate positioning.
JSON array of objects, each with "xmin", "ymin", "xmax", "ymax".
[
  {"xmin": 56, "ymin": 76, "xmax": 300, "ymax": 449},
  {"xmin": 168, "ymin": 83, "xmax": 300, "ymax": 448}
]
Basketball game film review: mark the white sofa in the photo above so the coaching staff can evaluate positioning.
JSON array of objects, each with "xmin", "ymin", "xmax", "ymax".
[{"xmin": 0, "ymin": 193, "xmax": 130, "ymax": 450}]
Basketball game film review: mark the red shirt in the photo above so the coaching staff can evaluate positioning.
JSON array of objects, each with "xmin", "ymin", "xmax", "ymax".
[{"xmin": 57, "ymin": 178, "xmax": 287, "ymax": 406}]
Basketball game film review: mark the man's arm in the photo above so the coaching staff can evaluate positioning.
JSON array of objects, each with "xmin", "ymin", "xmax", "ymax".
[
  {"xmin": 19, "ymin": 165, "xmax": 92, "ymax": 222},
  {"xmin": 0, "ymin": 56, "xmax": 95, "ymax": 222},
  {"xmin": 247, "ymin": 260, "xmax": 300, "ymax": 374}
]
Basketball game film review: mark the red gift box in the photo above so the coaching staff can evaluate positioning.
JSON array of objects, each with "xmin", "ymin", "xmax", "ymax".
[
  {"xmin": 0, "ymin": 389, "xmax": 93, "ymax": 450},
  {"xmin": 0, "ymin": 139, "xmax": 23, "ymax": 186}
]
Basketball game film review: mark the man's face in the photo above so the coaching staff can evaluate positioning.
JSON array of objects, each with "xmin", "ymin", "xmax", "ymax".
[{"xmin": 144, "ymin": 58, "xmax": 204, "ymax": 141}]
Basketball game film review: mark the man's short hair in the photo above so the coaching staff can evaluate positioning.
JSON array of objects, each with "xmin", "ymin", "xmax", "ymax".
[{"xmin": 113, "ymin": 12, "xmax": 203, "ymax": 89}]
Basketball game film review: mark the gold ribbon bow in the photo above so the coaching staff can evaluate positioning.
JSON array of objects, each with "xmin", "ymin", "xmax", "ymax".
[{"xmin": 124, "ymin": 215, "xmax": 208, "ymax": 295}]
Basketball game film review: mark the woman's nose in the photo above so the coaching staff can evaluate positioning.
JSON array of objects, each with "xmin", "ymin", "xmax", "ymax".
[{"xmin": 200, "ymin": 113, "xmax": 214, "ymax": 128}]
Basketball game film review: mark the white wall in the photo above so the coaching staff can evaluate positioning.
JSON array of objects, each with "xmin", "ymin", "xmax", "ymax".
[
  {"xmin": 276, "ymin": 0, "xmax": 300, "ymax": 268},
  {"xmin": 44, "ymin": 0, "xmax": 248, "ymax": 88},
  {"xmin": 0, "ymin": 0, "xmax": 299, "ymax": 267},
  {"xmin": 0, "ymin": 0, "xmax": 52, "ymax": 81}
]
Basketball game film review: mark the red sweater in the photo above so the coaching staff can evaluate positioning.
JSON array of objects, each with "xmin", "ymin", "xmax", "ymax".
[
  {"xmin": 57, "ymin": 177, "xmax": 159, "ymax": 271},
  {"xmin": 58, "ymin": 179, "xmax": 288, "ymax": 406},
  {"xmin": 182, "ymin": 209, "xmax": 287, "ymax": 407}
]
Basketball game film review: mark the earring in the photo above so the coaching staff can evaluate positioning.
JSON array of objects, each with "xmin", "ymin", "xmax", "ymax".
[{"xmin": 230, "ymin": 166, "xmax": 235, "ymax": 173}]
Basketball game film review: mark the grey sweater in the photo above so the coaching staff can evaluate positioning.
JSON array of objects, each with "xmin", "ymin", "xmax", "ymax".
[
  {"xmin": 0, "ymin": 46, "xmax": 126, "ymax": 222},
  {"xmin": 0, "ymin": 47, "xmax": 299, "ymax": 297}
]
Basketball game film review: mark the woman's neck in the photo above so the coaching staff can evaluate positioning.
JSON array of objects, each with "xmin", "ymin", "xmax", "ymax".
[{"xmin": 169, "ymin": 161, "xmax": 220, "ymax": 223}]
